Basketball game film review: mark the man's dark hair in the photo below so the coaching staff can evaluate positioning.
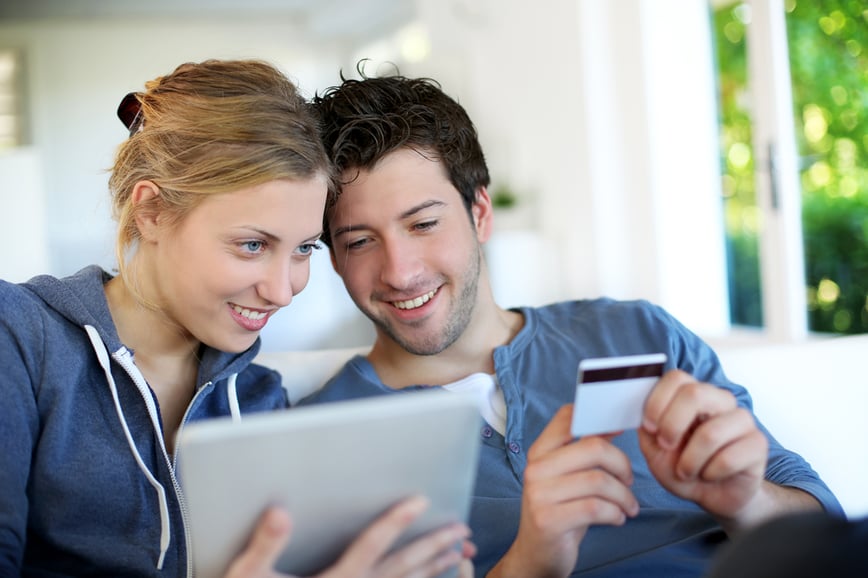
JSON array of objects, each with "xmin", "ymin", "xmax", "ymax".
[{"xmin": 312, "ymin": 62, "xmax": 490, "ymax": 247}]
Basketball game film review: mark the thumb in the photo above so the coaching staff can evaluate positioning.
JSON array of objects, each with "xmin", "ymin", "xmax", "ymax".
[{"xmin": 224, "ymin": 506, "xmax": 293, "ymax": 578}]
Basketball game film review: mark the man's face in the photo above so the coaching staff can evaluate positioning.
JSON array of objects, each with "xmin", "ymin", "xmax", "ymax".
[{"xmin": 328, "ymin": 148, "xmax": 491, "ymax": 355}]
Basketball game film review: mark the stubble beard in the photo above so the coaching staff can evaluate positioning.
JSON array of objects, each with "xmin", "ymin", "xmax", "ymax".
[{"xmin": 367, "ymin": 247, "xmax": 482, "ymax": 356}]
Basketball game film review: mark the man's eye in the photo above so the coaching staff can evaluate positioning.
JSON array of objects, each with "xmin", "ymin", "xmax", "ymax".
[
  {"xmin": 346, "ymin": 237, "xmax": 369, "ymax": 251},
  {"xmin": 414, "ymin": 220, "xmax": 438, "ymax": 231}
]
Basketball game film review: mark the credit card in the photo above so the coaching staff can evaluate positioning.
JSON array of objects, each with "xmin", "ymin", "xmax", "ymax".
[{"xmin": 570, "ymin": 353, "xmax": 667, "ymax": 437}]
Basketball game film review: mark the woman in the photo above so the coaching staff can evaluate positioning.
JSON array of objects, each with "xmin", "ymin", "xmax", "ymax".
[{"xmin": 0, "ymin": 59, "xmax": 471, "ymax": 577}]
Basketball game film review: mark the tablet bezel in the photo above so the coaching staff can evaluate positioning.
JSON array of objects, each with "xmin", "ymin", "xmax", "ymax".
[{"xmin": 177, "ymin": 390, "xmax": 481, "ymax": 578}]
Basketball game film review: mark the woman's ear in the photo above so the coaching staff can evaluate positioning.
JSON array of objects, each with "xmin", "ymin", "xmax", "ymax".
[
  {"xmin": 131, "ymin": 181, "xmax": 162, "ymax": 242},
  {"xmin": 471, "ymin": 186, "xmax": 494, "ymax": 243}
]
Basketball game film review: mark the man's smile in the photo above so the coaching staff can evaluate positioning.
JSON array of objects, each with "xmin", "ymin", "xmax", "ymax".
[{"xmin": 391, "ymin": 289, "xmax": 438, "ymax": 310}]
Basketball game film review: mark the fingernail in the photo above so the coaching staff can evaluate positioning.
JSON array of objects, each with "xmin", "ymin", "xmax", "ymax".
[{"xmin": 403, "ymin": 495, "xmax": 430, "ymax": 516}]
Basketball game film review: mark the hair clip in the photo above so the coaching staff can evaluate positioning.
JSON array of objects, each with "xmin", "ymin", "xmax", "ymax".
[{"xmin": 117, "ymin": 92, "xmax": 144, "ymax": 137}]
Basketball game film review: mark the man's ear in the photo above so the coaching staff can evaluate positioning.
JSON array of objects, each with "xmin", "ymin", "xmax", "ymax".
[
  {"xmin": 131, "ymin": 180, "xmax": 162, "ymax": 242},
  {"xmin": 471, "ymin": 186, "xmax": 495, "ymax": 243}
]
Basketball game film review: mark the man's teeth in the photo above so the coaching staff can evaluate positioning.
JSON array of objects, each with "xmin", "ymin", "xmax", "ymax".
[
  {"xmin": 393, "ymin": 290, "xmax": 436, "ymax": 310},
  {"xmin": 232, "ymin": 305, "xmax": 267, "ymax": 320}
]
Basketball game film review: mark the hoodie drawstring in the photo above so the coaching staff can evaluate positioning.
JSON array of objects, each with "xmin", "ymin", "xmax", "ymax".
[
  {"xmin": 84, "ymin": 325, "xmax": 171, "ymax": 570},
  {"xmin": 227, "ymin": 372, "xmax": 241, "ymax": 423}
]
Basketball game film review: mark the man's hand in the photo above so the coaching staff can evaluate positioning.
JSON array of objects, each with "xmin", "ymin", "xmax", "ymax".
[
  {"xmin": 488, "ymin": 405, "xmax": 639, "ymax": 578},
  {"xmin": 638, "ymin": 369, "xmax": 769, "ymax": 529},
  {"xmin": 225, "ymin": 496, "xmax": 472, "ymax": 578}
]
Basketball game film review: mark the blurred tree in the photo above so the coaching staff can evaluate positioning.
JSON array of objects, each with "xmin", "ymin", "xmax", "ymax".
[{"xmin": 714, "ymin": 0, "xmax": 868, "ymax": 334}]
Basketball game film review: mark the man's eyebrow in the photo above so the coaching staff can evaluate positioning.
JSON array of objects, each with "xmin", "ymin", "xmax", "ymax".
[
  {"xmin": 400, "ymin": 199, "xmax": 446, "ymax": 219},
  {"xmin": 332, "ymin": 223, "xmax": 366, "ymax": 239},
  {"xmin": 332, "ymin": 200, "xmax": 447, "ymax": 238}
]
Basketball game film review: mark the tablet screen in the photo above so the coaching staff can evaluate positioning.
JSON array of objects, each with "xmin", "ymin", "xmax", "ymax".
[{"xmin": 178, "ymin": 390, "xmax": 481, "ymax": 577}]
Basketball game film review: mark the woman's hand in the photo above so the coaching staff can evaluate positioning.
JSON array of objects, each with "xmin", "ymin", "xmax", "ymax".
[{"xmin": 224, "ymin": 496, "xmax": 473, "ymax": 578}]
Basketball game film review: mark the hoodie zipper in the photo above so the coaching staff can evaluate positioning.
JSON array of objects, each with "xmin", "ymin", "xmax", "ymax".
[{"xmin": 113, "ymin": 347, "xmax": 197, "ymax": 578}]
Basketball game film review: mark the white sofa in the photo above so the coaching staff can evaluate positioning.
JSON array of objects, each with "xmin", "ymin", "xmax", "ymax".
[
  {"xmin": 255, "ymin": 334, "xmax": 868, "ymax": 518},
  {"xmin": 714, "ymin": 334, "xmax": 868, "ymax": 519}
]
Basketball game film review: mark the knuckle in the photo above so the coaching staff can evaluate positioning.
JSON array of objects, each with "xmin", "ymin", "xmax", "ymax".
[
  {"xmin": 585, "ymin": 468, "xmax": 609, "ymax": 490},
  {"xmin": 524, "ymin": 483, "xmax": 547, "ymax": 506},
  {"xmin": 582, "ymin": 435, "xmax": 608, "ymax": 453},
  {"xmin": 680, "ymin": 381, "xmax": 705, "ymax": 401},
  {"xmin": 693, "ymin": 421, "xmax": 720, "ymax": 447},
  {"xmin": 523, "ymin": 462, "xmax": 544, "ymax": 483},
  {"xmin": 579, "ymin": 498, "xmax": 606, "ymax": 520}
]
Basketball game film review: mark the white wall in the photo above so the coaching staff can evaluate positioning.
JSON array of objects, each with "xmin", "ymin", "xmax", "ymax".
[
  {"xmin": 0, "ymin": 147, "xmax": 49, "ymax": 281},
  {"xmin": 391, "ymin": 0, "xmax": 729, "ymax": 335},
  {"xmin": 0, "ymin": 0, "xmax": 731, "ymax": 350},
  {"xmin": 0, "ymin": 19, "xmax": 344, "ymax": 277}
]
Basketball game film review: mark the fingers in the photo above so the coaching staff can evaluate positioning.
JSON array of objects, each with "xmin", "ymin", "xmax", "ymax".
[
  {"xmin": 524, "ymin": 410, "xmax": 640, "ymax": 528},
  {"xmin": 329, "ymin": 496, "xmax": 429, "ymax": 573},
  {"xmin": 460, "ymin": 539, "xmax": 477, "ymax": 560},
  {"xmin": 528, "ymin": 406, "xmax": 634, "ymax": 489},
  {"xmin": 642, "ymin": 370, "xmax": 737, "ymax": 450},
  {"xmin": 496, "ymin": 406, "xmax": 640, "ymax": 577},
  {"xmin": 224, "ymin": 506, "xmax": 292, "ymax": 578},
  {"xmin": 527, "ymin": 436, "xmax": 640, "ymax": 524},
  {"xmin": 639, "ymin": 370, "xmax": 770, "ymax": 515},
  {"xmin": 326, "ymin": 496, "xmax": 470, "ymax": 578},
  {"xmin": 681, "ymin": 413, "xmax": 768, "ymax": 481},
  {"xmin": 526, "ymin": 404, "xmax": 576, "ymax": 457},
  {"xmin": 373, "ymin": 526, "xmax": 467, "ymax": 578},
  {"xmin": 525, "ymin": 435, "xmax": 636, "ymax": 500}
]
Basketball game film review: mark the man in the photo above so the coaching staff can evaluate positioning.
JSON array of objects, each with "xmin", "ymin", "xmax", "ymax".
[{"xmin": 302, "ymin": 70, "xmax": 842, "ymax": 577}]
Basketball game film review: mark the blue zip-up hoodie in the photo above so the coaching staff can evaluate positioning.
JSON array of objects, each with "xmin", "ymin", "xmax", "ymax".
[{"xmin": 0, "ymin": 266, "xmax": 289, "ymax": 577}]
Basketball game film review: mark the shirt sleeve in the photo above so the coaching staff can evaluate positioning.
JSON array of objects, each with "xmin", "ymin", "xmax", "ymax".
[
  {"xmin": 656, "ymin": 303, "xmax": 845, "ymax": 517},
  {"xmin": 0, "ymin": 288, "xmax": 39, "ymax": 573}
]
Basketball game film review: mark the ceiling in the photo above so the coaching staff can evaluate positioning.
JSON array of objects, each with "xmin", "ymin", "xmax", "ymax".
[{"xmin": 0, "ymin": 0, "xmax": 413, "ymax": 43}]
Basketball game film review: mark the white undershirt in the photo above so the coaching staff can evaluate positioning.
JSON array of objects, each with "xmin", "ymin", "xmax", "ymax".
[{"xmin": 443, "ymin": 373, "xmax": 507, "ymax": 435}]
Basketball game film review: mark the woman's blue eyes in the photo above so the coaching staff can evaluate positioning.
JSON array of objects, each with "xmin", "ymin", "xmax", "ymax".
[
  {"xmin": 238, "ymin": 240, "xmax": 321, "ymax": 257},
  {"xmin": 297, "ymin": 241, "xmax": 322, "ymax": 256},
  {"xmin": 242, "ymin": 240, "xmax": 265, "ymax": 254}
]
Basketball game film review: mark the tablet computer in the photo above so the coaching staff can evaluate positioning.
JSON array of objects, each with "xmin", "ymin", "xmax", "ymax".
[{"xmin": 177, "ymin": 390, "xmax": 481, "ymax": 578}]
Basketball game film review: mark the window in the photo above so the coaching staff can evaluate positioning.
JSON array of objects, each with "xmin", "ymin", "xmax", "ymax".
[
  {"xmin": 0, "ymin": 49, "xmax": 25, "ymax": 150},
  {"xmin": 713, "ymin": 0, "xmax": 868, "ymax": 337}
]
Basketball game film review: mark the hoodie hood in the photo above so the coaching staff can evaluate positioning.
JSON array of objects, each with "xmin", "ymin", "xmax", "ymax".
[
  {"xmin": 18, "ymin": 265, "xmax": 265, "ymax": 573},
  {"xmin": 23, "ymin": 265, "xmax": 262, "ymax": 386}
]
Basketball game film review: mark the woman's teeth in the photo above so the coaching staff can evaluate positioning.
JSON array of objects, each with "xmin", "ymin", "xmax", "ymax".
[
  {"xmin": 232, "ymin": 304, "xmax": 267, "ymax": 320},
  {"xmin": 393, "ymin": 290, "xmax": 436, "ymax": 310}
]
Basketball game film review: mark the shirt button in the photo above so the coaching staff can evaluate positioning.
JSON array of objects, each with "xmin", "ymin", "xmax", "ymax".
[
  {"xmin": 508, "ymin": 441, "xmax": 521, "ymax": 454},
  {"xmin": 481, "ymin": 426, "xmax": 493, "ymax": 438}
]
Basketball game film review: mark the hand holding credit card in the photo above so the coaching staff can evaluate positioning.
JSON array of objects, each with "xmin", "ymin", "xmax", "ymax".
[{"xmin": 570, "ymin": 353, "xmax": 667, "ymax": 437}]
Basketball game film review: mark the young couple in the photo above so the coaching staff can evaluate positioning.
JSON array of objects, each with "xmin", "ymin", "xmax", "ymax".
[{"xmin": 0, "ymin": 58, "xmax": 841, "ymax": 577}]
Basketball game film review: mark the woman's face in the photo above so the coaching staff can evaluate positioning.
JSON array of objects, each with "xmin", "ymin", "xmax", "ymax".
[{"xmin": 145, "ymin": 176, "xmax": 328, "ymax": 353}]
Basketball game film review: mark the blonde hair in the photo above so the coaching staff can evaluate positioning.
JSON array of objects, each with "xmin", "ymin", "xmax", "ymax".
[{"xmin": 108, "ymin": 59, "xmax": 331, "ymax": 294}]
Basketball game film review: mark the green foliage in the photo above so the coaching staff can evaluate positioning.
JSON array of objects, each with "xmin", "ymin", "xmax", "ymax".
[
  {"xmin": 714, "ymin": 0, "xmax": 868, "ymax": 334},
  {"xmin": 490, "ymin": 184, "xmax": 519, "ymax": 209},
  {"xmin": 713, "ymin": 3, "xmax": 762, "ymax": 328}
]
